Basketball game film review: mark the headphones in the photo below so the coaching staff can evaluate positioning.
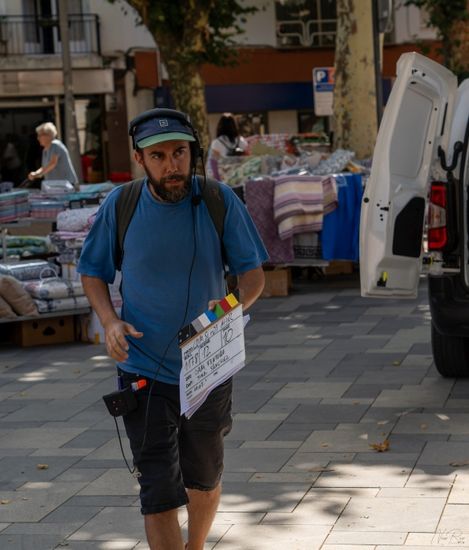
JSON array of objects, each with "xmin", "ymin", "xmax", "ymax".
[{"xmin": 128, "ymin": 107, "xmax": 204, "ymax": 175}]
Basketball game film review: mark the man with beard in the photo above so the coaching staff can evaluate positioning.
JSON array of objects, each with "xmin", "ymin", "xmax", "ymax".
[{"xmin": 77, "ymin": 108, "xmax": 268, "ymax": 550}]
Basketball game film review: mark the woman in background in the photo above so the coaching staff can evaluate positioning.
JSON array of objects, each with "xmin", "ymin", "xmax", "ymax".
[
  {"xmin": 206, "ymin": 113, "xmax": 248, "ymax": 180},
  {"xmin": 27, "ymin": 122, "xmax": 79, "ymax": 190}
]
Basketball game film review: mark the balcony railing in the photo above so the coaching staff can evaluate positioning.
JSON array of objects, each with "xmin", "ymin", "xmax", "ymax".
[
  {"xmin": 0, "ymin": 14, "xmax": 101, "ymax": 56},
  {"xmin": 277, "ymin": 18, "xmax": 336, "ymax": 48}
]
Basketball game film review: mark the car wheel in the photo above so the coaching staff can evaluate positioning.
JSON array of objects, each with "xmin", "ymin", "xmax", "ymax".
[{"xmin": 431, "ymin": 322, "xmax": 469, "ymax": 377}]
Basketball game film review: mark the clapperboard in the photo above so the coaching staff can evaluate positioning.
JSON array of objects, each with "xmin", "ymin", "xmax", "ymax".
[{"xmin": 178, "ymin": 293, "xmax": 247, "ymax": 418}]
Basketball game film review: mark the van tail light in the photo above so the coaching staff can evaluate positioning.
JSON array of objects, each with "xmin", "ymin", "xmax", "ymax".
[{"xmin": 428, "ymin": 182, "xmax": 448, "ymax": 250}]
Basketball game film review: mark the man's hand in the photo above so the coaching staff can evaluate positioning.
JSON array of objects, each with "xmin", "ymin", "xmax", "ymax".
[
  {"xmin": 104, "ymin": 319, "xmax": 143, "ymax": 362},
  {"xmin": 208, "ymin": 299, "xmax": 222, "ymax": 311}
]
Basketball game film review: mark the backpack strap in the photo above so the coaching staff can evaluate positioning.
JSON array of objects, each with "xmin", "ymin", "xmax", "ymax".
[
  {"xmin": 198, "ymin": 176, "xmax": 238, "ymax": 293},
  {"xmin": 115, "ymin": 178, "xmax": 145, "ymax": 271},
  {"xmin": 198, "ymin": 176, "xmax": 225, "ymax": 242}
]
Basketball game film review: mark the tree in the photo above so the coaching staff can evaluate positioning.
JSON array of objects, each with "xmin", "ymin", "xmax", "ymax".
[
  {"xmin": 114, "ymin": 0, "xmax": 258, "ymax": 149},
  {"xmin": 59, "ymin": 0, "xmax": 82, "ymax": 186},
  {"xmin": 405, "ymin": 0, "xmax": 469, "ymax": 77},
  {"xmin": 333, "ymin": 0, "xmax": 379, "ymax": 159}
]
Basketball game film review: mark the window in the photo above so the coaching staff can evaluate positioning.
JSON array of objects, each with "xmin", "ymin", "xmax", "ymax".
[{"xmin": 275, "ymin": 0, "xmax": 337, "ymax": 48}]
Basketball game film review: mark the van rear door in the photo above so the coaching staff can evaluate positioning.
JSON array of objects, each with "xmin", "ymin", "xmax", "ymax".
[{"xmin": 360, "ymin": 52, "xmax": 457, "ymax": 298}]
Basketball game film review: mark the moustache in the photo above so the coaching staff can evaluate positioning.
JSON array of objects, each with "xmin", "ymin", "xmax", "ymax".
[{"xmin": 161, "ymin": 174, "xmax": 186, "ymax": 184}]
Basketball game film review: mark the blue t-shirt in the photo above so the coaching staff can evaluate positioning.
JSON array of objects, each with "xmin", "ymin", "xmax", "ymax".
[
  {"xmin": 78, "ymin": 177, "xmax": 268, "ymax": 384},
  {"xmin": 43, "ymin": 140, "xmax": 78, "ymax": 185}
]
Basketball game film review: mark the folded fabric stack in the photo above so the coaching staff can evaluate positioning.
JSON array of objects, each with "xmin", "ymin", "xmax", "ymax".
[
  {"xmin": 273, "ymin": 175, "xmax": 338, "ymax": 240},
  {"xmin": 0, "ymin": 235, "xmax": 50, "ymax": 259},
  {"xmin": 23, "ymin": 277, "xmax": 89, "ymax": 314},
  {"xmin": 29, "ymin": 199, "xmax": 67, "ymax": 219},
  {"xmin": 0, "ymin": 259, "xmax": 58, "ymax": 281},
  {"xmin": 34, "ymin": 295, "xmax": 89, "ymax": 313},
  {"xmin": 41, "ymin": 180, "xmax": 75, "ymax": 195},
  {"xmin": 51, "ymin": 206, "xmax": 99, "ymax": 272},
  {"xmin": 23, "ymin": 278, "xmax": 84, "ymax": 299},
  {"xmin": 57, "ymin": 206, "xmax": 99, "ymax": 232},
  {"xmin": 0, "ymin": 190, "xmax": 30, "ymax": 222}
]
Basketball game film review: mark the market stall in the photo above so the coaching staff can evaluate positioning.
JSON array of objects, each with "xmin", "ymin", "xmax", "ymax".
[
  {"xmin": 210, "ymin": 133, "xmax": 367, "ymax": 295},
  {"xmin": 0, "ymin": 180, "xmax": 114, "ymax": 345}
]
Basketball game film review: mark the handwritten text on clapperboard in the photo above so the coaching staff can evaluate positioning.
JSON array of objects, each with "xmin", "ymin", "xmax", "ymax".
[{"xmin": 181, "ymin": 304, "xmax": 245, "ymax": 401}]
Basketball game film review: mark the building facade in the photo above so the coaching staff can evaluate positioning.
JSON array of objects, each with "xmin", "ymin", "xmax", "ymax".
[
  {"xmin": 0, "ymin": 0, "xmax": 157, "ymax": 183},
  {"xmin": 196, "ymin": 0, "xmax": 440, "ymax": 139}
]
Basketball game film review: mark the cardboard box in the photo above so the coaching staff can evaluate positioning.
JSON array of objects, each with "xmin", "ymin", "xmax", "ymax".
[
  {"xmin": 261, "ymin": 268, "xmax": 290, "ymax": 298},
  {"xmin": 324, "ymin": 261, "xmax": 354, "ymax": 275},
  {"xmin": 14, "ymin": 315, "xmax": 75, "ymax": 347}
]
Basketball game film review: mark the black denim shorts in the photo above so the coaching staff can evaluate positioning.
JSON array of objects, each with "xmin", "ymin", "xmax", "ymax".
[{"xmin": 119, "ymin": 369, "xmax": 233, "ymax": 515}]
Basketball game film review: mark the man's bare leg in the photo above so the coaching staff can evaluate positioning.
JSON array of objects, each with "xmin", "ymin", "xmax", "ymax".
[
  {"xmin": 186, "ymin": 484, "xmax": 221, "ymax": 550},
  {"xmin": 144, "ymin": 508, "xmax": 184, "ymax": 550}
]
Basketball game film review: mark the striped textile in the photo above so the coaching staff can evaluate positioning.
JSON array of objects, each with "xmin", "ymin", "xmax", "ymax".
[
  {"xmin": 0, "ymin": 190, "xmax": 30, "ymax": 222},
  {"xmin": 30, "ymin": 200, "xmax": 67, "ymax": 219},
  {"xmin": 273, "ymin": 175, "xmax": 337, "ymax": 240}
]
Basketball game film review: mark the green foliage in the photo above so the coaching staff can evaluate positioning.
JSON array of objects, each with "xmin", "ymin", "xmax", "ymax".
[
  {"xmin": 404, "ymin": 0, "xmax": 468, "ymax": 72},
  {"xmin": 113, "ymin": 0, "xmax": 258, "ymax": 67}
]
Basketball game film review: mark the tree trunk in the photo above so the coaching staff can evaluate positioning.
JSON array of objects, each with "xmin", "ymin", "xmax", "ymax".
[
  {"xmin": 451, "ymin": 0, "xmax": 469, "ymax": 77},
  {"xmin": 333, "ymin": 0, "xmax": 378, "ymax": 159},
  {"xmin": 163, "ymin": 57, "xmax": 210, "ymax": 152}
]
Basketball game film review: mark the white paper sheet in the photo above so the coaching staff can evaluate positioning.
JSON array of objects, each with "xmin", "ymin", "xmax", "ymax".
[{"xmin": 179, "ymin": 305, "xmax": 248, "ymax": 418}]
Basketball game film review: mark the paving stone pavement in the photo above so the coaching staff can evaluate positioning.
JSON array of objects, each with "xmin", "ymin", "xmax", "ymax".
[{"xmin": 2, "ymin": 276, "xmax": 469, "ymax": 549}]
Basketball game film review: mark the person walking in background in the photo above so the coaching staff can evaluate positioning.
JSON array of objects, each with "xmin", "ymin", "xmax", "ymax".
[
  {"xmin": 206, "ymin": 113, "xmax": 249, "ymax": 180},
  {"xmin": 78, "ymin": 107, "xmax": 268, "ymax": 550},
  {"xmin": 27, "ymin": 122, "xmax": 79, "ymax": 190}
]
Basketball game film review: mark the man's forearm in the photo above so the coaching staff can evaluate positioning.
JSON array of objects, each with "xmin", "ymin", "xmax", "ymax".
[
  {"xmin": 81, "ymin": 275, "xmax": 119, "ymax": 327},
  {"xmin": 237, "ymin": 266, "xmax": 265, "ymax": 310}
]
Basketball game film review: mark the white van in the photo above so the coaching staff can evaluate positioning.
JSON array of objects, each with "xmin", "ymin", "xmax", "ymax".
[{"xmin": 360, "ymin": 52, "xmax": 469, "ymax": 377}]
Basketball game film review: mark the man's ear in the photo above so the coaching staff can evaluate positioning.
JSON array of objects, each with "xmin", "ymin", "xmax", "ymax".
[{"xmin": 134, "ymin": 149, "xmax": 144, "ymax": 168}]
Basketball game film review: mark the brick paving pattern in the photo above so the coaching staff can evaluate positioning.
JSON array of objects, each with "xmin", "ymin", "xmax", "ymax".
[{"xmin": 1, "ymin": 277, "xmax": 468, "ymax": 549}]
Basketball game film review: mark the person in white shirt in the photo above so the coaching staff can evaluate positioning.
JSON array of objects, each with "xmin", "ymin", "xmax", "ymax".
[{"xmin": 206, "ymin": 113, "xmax": 248, "ymax": 180}]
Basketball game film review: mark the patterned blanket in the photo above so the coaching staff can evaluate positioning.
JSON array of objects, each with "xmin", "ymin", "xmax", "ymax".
[
  {"xmin": 245, "ymin": 178, "xmax": 294, "ymax": 263},
  {"xmin": 273, "ymin": 175, "xmax": 337, "ymax": 240}
]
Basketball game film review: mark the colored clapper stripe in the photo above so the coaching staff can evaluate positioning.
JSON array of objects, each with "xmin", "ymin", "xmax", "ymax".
[
  {"xmin": 214, "ymin": 303, "xmax": 225, "ymax": 318},
  {"xmin": 178, "ymin": 293, "xmax": 241, "ymax": 346},
  {"xmin": 191, "ymin": 318, "xmax": 205, "ymax": 333},
  {"xmin": 225, "ymin": 293, "xmax": 238, "ymax": 307},
  {"xmin": 196, "ymin": 312, "xmax": 212, "ymax": 328},
  {"xmin": 205, "ymin": 309, "xmax": 217, "ymax": 323},
  {"xmin": 218, "ymin": 298, "xmax": 232, "ymax": 313}
]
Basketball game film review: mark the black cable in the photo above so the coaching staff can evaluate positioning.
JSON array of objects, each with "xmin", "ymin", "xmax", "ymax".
[{"xmin": 116, "ymin": 164, "xmax": 201, "ymax": 475}]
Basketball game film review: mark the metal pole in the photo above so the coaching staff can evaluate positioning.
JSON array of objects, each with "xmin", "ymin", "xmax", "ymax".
[{"xmin": 58, "ymin": 0, "xmax": 82, "ymax": 187}]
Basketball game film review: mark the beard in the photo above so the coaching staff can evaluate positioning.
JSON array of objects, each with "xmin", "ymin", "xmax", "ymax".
[
  {"xmin": 148, "ymin": 174, "xmax": 191, "ymax": 203},
  {"xmin": 142, "ymin": 160, "xmax": 191, "ymax": 203}
]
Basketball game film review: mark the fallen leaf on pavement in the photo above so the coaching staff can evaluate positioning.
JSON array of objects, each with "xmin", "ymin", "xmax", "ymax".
[
  {"xmin": 369, "ymin": 439, "xmax": 390, "ymax": 452},
  {"xmin": 36, "ymin": 464, "xmax": 49, "ymax": 470}
]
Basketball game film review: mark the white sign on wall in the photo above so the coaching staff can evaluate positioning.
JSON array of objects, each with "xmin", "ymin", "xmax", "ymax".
[{"xmin": 313, "ymin": 67, "xmax": 335, "ymax": 117}]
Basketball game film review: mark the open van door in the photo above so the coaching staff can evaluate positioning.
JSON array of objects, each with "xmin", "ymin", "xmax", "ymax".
[{"xmin": 360, "ymin": 52, "xmax": 457, "ymax": 298}]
